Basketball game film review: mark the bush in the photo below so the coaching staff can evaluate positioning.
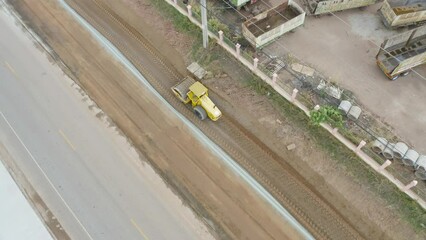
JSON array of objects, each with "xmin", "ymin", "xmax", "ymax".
[
  {"xmin": 310, "ymin": 106, "xmax": 343, "ymax": 128},
  {"xmin": 208, "ymin": 17, "xmax": 230, "ymax": 37}
]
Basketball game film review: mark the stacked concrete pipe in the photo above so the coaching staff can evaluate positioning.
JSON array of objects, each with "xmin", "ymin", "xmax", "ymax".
[
  {"xmin": 338, "ymin": 100, "xmax": 351, "ymax": 114},
  {"xmin": 371, "ymin": 137, "xmax": 394, "ymax": 159},
  {"xmin": 415, "ymin": 156, "xmax": 426, "ymax": 180},
  {"xmin": 370, "ymin": 138, "xmax": 426, "ymax": 180},
  {"xmin": 393, "ymin": 142, "xmax": 408, "ymax": 160},
  {"xmin": 348, "ymin": 106, "xmax": 362, "ymax": 121},
  {"xmin": 402, "ymin": 149, "xmax": 420, "ymax": 169},
  {"xmin": 338, "ymin": 100, "xmax": 362, "ymax": 120},
  {"xmin": 382, "ymin": 143, "xmax": 395, "ymax": 159},
  {"xmin": 371, "ymin": 137, "xmax": 388, "ymax": 154}
]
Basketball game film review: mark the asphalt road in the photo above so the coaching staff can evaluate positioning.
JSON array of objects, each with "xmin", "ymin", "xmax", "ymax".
[
  {"xmin": 0, "ymin": 160, "xmax": 52, "ymax": 240},
  {"xmin": 0, "ymin": 8, "xmax": 212, "ymax": 240}
]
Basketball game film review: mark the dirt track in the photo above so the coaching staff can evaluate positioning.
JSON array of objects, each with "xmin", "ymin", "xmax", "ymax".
[
  {"xmin": 7, "ymin": 0, "xmax": 309, "ymax": 239},
  {"xmin": 6, "ymin": 0, "xmax": 389, "ymax": 239}
]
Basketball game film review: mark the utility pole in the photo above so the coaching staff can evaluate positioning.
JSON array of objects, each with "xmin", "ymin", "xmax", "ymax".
[
  {"xmin": 183, "ymin": 0, "xmax": 208, "ymax": 48},
  {"xmin": 200, "ymin": 0, "xmax": 208, "ymax": 48}
]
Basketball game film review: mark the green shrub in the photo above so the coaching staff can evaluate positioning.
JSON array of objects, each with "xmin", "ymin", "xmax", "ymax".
[
  {"xmin": 310, "ymin": 106, "xmax": 343, "ymax": 128},
  {"xmin": 208, "ymin": 17, "xmax": 230, "ymax": 37}
]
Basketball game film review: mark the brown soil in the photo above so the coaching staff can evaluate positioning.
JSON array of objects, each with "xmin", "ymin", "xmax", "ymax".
[
  {"xmin": 6, "ymin": 0, "xmax": 424, "ymax": 239},
  {"xmin": 6, "ymin": 0, "xmax": 305, "ymax": 239},
  {"xmin": 110, "ymin": 1, "xmax": 423, "ymax": 240}
]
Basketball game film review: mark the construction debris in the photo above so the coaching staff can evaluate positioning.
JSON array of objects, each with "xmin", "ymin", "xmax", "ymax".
[
  {"xmin": 291, "ymin": 63, "xmax": 315, "ymax": 76},
  {"xmin": 242, "ymin": 1, "xmax": 305, "ymax": 48},
  {"xmin": 317, "ymin": 80, "xmax": 343, "ymax": 99},
  {"xmin": 187, "ymin": 62, "xmax": 206, "ymax": 80},
  {"xmin": 287, "ymin": 143, "xmax": 296, "ymax": 151}
]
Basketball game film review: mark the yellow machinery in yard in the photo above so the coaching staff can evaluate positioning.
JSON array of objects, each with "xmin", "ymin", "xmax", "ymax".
[{"xmin": 172, "ymin": 76, "xmax": 222, "ymax": 121}]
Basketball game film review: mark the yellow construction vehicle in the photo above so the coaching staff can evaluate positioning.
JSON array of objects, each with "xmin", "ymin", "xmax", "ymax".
[{"xmin": 172, "ymin": 77, "xmax": 222, "ymax": 121}]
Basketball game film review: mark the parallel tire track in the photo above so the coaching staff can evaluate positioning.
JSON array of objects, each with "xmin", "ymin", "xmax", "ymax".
[
  {"xmin": 16, "ymin": 1, "xmax": 274, "ymax": 239},
  {"xmin": 29, "ymin": 0, "xmax": 363, "ymax": 238},
  {"xmin": 65, "ymin": 0, "xmax": 365, "ymax": 239}
]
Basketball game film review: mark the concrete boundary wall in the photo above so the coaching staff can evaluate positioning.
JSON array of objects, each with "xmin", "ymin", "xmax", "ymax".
[
  {"xmin": 379, "ymin": 0, "xmax": 426, "ymax": 28},
  {"xmin": 242, "ymin": 1, "xmax": 305, "ymax": 48},
  {"xmin": 165, "ymin": 0, "xmax": 426, "ymax": 210},
  {"xmin": 382, "ymin": 25, "xmax": 426, "ymax": 49},
  {"xmin": 314, "ymin": 0, "xmax": 376, "ymax": 15}
]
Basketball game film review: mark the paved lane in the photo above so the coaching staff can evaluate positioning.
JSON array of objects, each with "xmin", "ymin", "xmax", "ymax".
[
  {"xmin": 0, "ymin": 159, "xmax": 52, "ymax": 240},
  {"xmin": 0, "ymin": 7, "xmax": 212, "ymax": 240}
]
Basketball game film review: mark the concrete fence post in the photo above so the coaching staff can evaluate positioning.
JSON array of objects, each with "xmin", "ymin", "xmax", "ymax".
[
  {"xmin": 403, "ymin": 180, "xmax": 418, "ymax": 192},
  {"xmin": 235, "ymin": 43, "xmax": 241, "ymax": 58},
  {"xmin": 332, "ymin": 127, "xmax": 338, "ymax": 135},
  {"xmin": 253, "ymin": 58, "xmax": 259, "ymax": 70},
  {"xmin": 356, "ymin": 140, "xmax": 366, "ymax": 153},
  {"xmin": 187, "ymin": 5, "xmax": 192, "ymax": 17},
  {"xmin": 218, "ymin": 31, "xmax": 223, "ymax": 44},
  {"xmin": 291, "ymin": 88, "xmax": 298, "ymax": 102},
  {"xmin": 314, "ymin": 105, "xmax": 320, "ymax": 111},
  {"xmin": 272, "ymin": 73, "xmax": 278, "ymax": 85},
  {"xmin": 378, "ymin": 160, "xmax": 392, "ymax": 172}
]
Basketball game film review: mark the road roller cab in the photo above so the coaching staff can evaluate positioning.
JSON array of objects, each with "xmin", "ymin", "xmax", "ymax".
[{"xmin": 172, "ymin": 77, "xmax": 222, "ymax": 121}]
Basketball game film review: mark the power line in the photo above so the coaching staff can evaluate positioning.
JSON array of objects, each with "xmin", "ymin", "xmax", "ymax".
[
  {"xmin": 259, "ymin": 0, "xmax": 426, "ymax": 81},
  {"xmin": 192, "ymin": 1, "xmax": 421, "ymax": 145},
  {"xmin": 192, "ymin": 0, "xmax": 424, "ymax": 111},
  {"xmin": 219, "ymin": 0, "xmax": 426, "ymax": 81},
  {"xmin": 184, "ymin": 1, "xmax": 425, "ymax": 190},
  {"xmin": 216, "ymin": 0, "xmax": 296, "ymax": 52},
  {"xmin": 327, "ymin": 10, "xmax": 426, "ymax": 81}
]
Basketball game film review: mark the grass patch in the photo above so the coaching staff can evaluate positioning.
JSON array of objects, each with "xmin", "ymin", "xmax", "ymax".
[
  {"xmin": 149, "ymin": 0, "xmax": 221, "ymax": 67},
  {"xmin": 149, "ymin": 0, "xmax": 199, "ymax": 37},
  {"xmin": 246, "ymin": 77, "xmax": 426, "ymax": 232}
]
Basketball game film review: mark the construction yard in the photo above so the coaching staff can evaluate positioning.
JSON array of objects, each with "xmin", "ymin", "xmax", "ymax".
[
  {"xmin": 208, "ymin": 0, "xmax": 426, "ymax": 153},
  {"xmin": 6, "ymin": 0, "xmax": 426, "ymax": 239},
  {"xmin": 267, "ymin": 1, "xmax": 426, "ymax": 152}
]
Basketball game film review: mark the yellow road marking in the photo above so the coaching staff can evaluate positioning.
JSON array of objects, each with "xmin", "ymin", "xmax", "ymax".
[
  {"xmin": 4, "ymin": 61, "xmax": 18, "ymax": 78},
  {"xmin": 130, "ymin": 218, "xmax": 149, "ymax": 240},
  {"xmin": 5, "ymin": 61, "xmax": 15, "ymax": 73},
  {"xmin": 58, "ymin": 130, "xmax": 76, "ymax": 151}
]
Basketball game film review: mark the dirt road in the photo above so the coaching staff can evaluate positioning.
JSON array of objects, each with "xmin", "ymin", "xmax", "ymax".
[
  {"xmin": 5, "ymin": 0, "xmax": 309, "ymax": 239},
  {"xmin": 113, "ymin": 1, "xmax": 424, "ymax": 239},
  {"xmin": 6, "ymin": 0, "xmax": 392, "ymax": 239}
]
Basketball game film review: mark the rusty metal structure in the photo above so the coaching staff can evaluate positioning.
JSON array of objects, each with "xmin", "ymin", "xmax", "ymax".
[
  {"xmin": 229, "ymin": 0, "xmax": 258, "ymax": 9},
  {"xmin": 305, "ymin": 0, "xmax": 376, "ymax": 15},
  {"xmin": 376, "ymin": 25, "xmax": 426, "ymax": 80},
  {"xmin": 379, "ymin": 0, "xmax": 426, "ymax": 28},
  {"xmin": 242, "ymin": 0, "xmax": 305, "ymax": 48}
]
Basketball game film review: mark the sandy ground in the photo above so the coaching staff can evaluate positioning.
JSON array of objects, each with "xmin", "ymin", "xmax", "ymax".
[
  {"xmin": 6, "ymin": 0, "xmax": 310, "ymax": 239},
  {"xmin": 0, "ymin": 4, "xmax": 215, "ymax": 238},
  {"xmin": 108, "ymin": 0, "xmax": 424, "ymax": 239},
  {"xmin": 7, "ymin": 0, "xmax": 424, "ymax": 239},
  {"xmin": 265, "ymin": 2, "xmax": 426, "ymax": 153}
]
